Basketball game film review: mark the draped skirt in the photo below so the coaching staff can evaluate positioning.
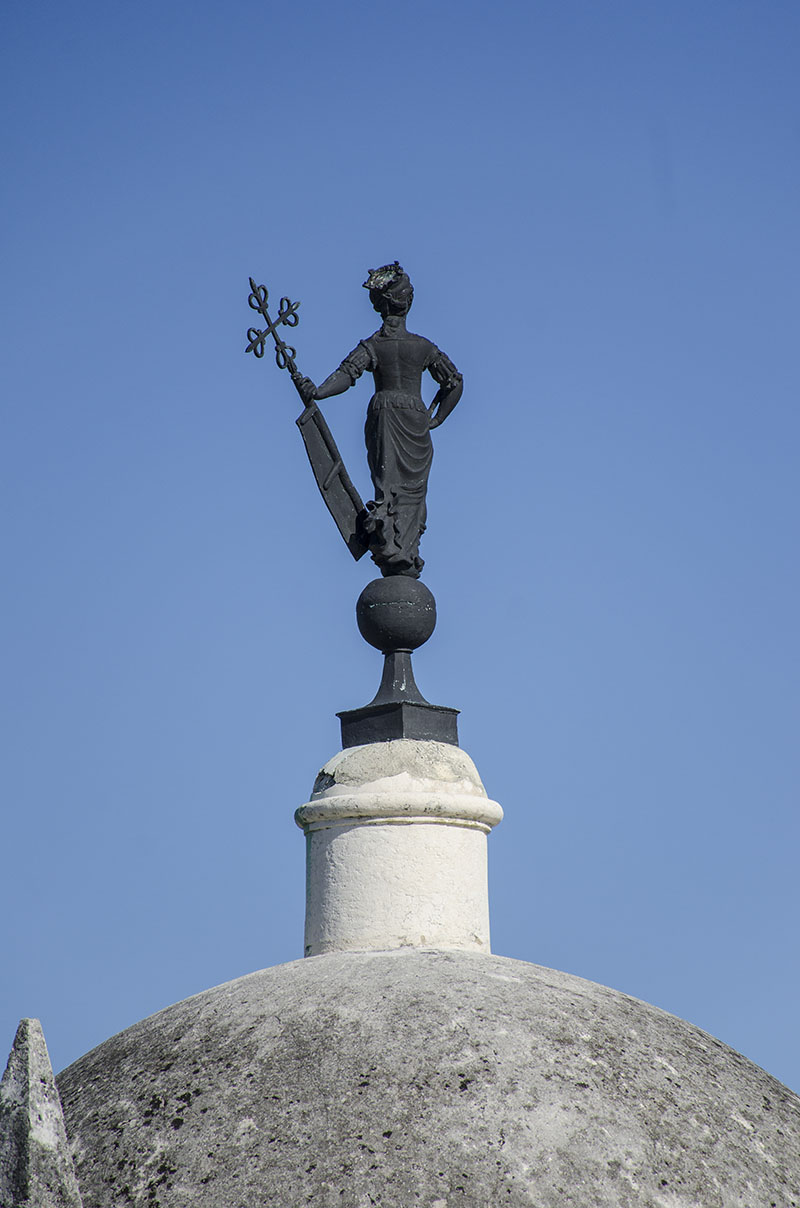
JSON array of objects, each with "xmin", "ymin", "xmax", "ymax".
[{"xmin": 362, "ymin": 391, "xmax": 433, "ymax": 578}]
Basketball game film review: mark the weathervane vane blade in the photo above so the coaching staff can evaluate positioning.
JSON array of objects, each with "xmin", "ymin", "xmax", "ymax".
[{"xmin": 296, "ymin": 403, "xmax": 368, "ymax": 561}]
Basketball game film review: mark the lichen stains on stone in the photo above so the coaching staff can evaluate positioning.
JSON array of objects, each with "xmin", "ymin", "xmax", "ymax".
[
  {"xmin": 0, "ymin": 1018, "xmax": 83, "ymax": 1207},
  {"xmin": 56, "ymin": 950, "xmax": 800, "ymax": 1208}
]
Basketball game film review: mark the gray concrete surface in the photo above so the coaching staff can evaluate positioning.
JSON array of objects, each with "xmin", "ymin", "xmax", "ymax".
[{"xmin": 58, "ymin": 950, "xmax": 800, "ymax": 1208}]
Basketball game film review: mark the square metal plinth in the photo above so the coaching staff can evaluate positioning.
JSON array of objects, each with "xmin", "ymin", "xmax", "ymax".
[{"xmin": 337, "ymin": 701, "xmax": 459, "ymax": 748}]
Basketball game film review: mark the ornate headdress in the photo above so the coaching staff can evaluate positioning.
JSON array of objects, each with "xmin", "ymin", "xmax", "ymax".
[{"xmin": 363, "ymin": 261, "xmax": 414, "ymax": 314}]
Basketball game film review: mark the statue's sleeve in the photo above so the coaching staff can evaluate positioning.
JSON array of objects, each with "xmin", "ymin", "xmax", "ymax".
[
  {"xmin": 339, "ymin": 340, "xmax": 376, "ymax": 384},
  {"xmin": 315, "ymin": 339, "xmax": 376, "ymax": 401},
  {"xmin": 427, "ymin": 346, "xmax": 463, "ymax": 389}
]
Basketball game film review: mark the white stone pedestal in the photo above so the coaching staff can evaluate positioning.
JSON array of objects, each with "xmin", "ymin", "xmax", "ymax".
[{"xmin": 295, "ymin": 740, "xmax": 503, "ymax": 957}]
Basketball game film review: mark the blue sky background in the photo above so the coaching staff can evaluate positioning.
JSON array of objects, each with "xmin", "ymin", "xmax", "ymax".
[{"xmin": 3, "ymin": 1, "xmax": 799, "ymax": 1092}]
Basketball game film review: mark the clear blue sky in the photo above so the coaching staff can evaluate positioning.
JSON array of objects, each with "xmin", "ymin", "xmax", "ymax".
[{"xmin": 3, "ymin": 1, "xmax": 799, "ymax": 1092}]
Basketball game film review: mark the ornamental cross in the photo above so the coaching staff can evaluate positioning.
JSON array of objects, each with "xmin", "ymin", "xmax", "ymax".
[{"xmin": 245, "ymin": 278, "xmax": 301, "ymax": 375}]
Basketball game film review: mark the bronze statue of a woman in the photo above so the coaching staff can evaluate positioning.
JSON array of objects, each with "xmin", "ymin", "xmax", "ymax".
[{"xmin": 297, "ymin": 263, "xmax": 462, "ymax": 578}]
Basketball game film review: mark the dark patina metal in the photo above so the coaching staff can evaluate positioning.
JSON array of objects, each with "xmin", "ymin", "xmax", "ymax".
[
  {"xmin": 245, "ymin": 263, "xmax": 461, "ymax": 744},
  {"xmin": 338, "ymin": 578, "xmax": 459, "ymax": 748},
  {"xmin": 297, "ymin": 262, "xmax": 462, "ymax": 580},
  {"xmin": 246, "ymin": 278, "xmax": 368, "ymax": 559}
]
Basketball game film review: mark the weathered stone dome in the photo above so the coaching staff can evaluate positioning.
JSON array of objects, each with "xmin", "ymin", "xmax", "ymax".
[{"xmin": 57, "ymin": 949, "xmax": 800, "ymax": 1208}]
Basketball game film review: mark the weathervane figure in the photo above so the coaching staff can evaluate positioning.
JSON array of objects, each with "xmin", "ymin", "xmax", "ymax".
[
  {"xmin": 297, "ymin": 262, "xmax": 462, "ymax": 578},
  {"xmin": 246, "ymin": 262, "xmax": 461, "ymax": 578},
  {"xmin": 246, "ymin": 261, "xmax": 462, "ymax": 744}
]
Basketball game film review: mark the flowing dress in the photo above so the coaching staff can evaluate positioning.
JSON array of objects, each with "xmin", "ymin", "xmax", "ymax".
[{"xmin": 337, "ymin": 329, "xmax": 460, "ymax": 577}]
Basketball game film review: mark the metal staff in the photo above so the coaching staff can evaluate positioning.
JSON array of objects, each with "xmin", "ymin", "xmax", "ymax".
[{"xmin": 245, "ymin": 276, "xmax": 368, "ymax": 561}]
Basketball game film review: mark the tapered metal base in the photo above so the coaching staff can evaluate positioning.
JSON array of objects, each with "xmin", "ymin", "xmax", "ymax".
[
  {"xmin": 338, "ymin": 651, "xmax": 458, "ymax": 747},
  {"xmin": 339, "ymin": 579, "xmax": 460, "ymax": 748}
]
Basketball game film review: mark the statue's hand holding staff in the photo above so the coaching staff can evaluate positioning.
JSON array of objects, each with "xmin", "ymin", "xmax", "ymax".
[{"xmin": 296, "ymin": 377, "xmax": 318, "ymax": 407}]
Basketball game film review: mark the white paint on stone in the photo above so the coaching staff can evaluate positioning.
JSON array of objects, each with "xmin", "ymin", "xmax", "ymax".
[{"xmin": 295, "ymin": 740, "xmax": 503, "ymax": 956}]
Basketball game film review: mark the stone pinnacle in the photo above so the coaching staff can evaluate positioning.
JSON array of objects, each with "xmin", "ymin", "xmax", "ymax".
[{"xmin": 0, "ymin": 1018, "xmax": 82, "ymax": 1208}]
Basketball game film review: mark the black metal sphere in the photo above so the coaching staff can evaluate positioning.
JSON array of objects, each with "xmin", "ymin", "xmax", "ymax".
[{"xmin": 356, "ymin": 577, "xmax": 437, "ymax": 652}]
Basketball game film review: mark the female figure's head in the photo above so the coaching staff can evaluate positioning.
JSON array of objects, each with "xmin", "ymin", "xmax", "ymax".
[{"xmin": 363, "ymin": 262, "xmax": 414, "ymax": 317}]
